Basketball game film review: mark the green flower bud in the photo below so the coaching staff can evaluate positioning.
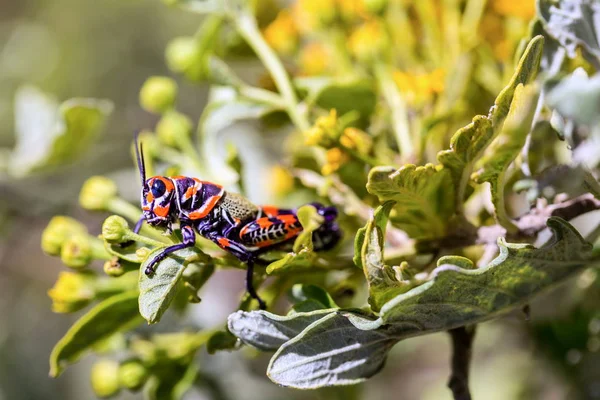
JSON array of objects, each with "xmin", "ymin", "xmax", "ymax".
[
  {"xmin": 118, "ymin": 359, "xmax": 148, "ymax": 391},
  {"xmin": 364, "ymin": 0, "xmax": 388, "ymax": 15},
  {"xmin": 91, "ymin": 359, "xmax": 121, "ymax": 398},
  {"xmin": 41, "ymin": 216, "xmax": 87, "ymax": 256},
  {"xmin": 47, "ymin": 271, "xmax": 96, "ymax": 313},
  {"xmin": 139, "ymin": 76, "xmax": 178, "ymax": 114},
  {"xmin": 165, "ymin": 37, "xmax": 198, "ymax": 74},
  {"xmin": 79, "ymin": 176, "xmax": 118, "ymax": 211},
  {"xmin": 103, "ymin": 258, "xmax": 124, "ymax": 277},
  {"xmin": 102, "ymin": 216, "xmax": 131, "ymax": 244},
  {"xmin": 60, "ymin": 235, "xmax": 93, "ymax": 269},
  {"xmin": 156, "ymin": 111, "xmax": 192, "ymax": 147},
  {"xmin": 136, "ymin": 247, "xmax": 151, "ymax": 261},
  {"xmin": 103, "ymin": 258, "xmax": 139, "ymax": 277}
]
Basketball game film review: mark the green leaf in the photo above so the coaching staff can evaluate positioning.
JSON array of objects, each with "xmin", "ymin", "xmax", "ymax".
[
  {"xmin": 266, "ymin": 311, "xmax": 397, "ymax": 389},
  {"xmin": 49, "ymin": 291, "xmax": 142, "ymax": 377},
  {"xmin": 519, "ymin": 164, "xmax": 600, "ymax": 202},
  {"xmin": 367, "ymin": 164, "xmax": 454, "ymax": 239},
  {"xmin": 163, "ymin": 0, "xmax": 223, "ymax": 14},
  {"xmin": 145, "ymin": 362, "xmax": 198, "ymax": 400},
  {"xmin": 538, "ymin": 0, "xmax": 600, "ymax": 69},
  {"xmin": 474, "ymin": 84, "xmax": 540, "ymax": 232},
  {"xmin": 206, "ymin": 330, "xmax": 238, "ymax": 354},
  {"xmin": 379, "ymin": 218, "xmax": 593, "ymax": 325},
  {"xmin": 139, "ymin": 247, "xmax": 209, "ymax": 324},
  {"xmin": 265, "ymin": 205, "xmax": 323, "ymax": 274},
  {"xmin": 546, "ymin": 69, "xmax": 600, "ymax": 127},
  {"xmin": 197, "ymin": 98, "xmax": 280, "ymax": 184},
  {"xmin": 309, "ymin": 79, "xmax": 377, "ymax": 125},
  {"xmin": 290, "ymin": 284, "xmax": 338, "ymax": 313},
  {"xmin": 104, "ymin": 241, "xmax": 145, "ymax": 263},
  {"xmin": 263, "ymin": 218, "xmax": 596, "ymax": 388},
  {"xmin": 227, "ymin": 308, "xmax": 336, "ymax": 351},
  {"xmin": 437, "ymin": 36, "xmax": 543, "ymax": 210},
  {"xmin": 360, "ymin": 202, "xmax": 424, "ymax": 311},
  {"xmin": 10, "ymin": 86, "xmax": 112, "ymax": 177}
]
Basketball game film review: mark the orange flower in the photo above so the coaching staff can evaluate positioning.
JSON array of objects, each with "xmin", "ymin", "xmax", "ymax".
[
  {"xmin": 491, "ymin": 0, "xmax": 535, "ymax": 20},
  {"xmin": 322, "ymin": 148, "xmax": 350, "ymax": 175},
  {"xmin": 270, "ymin": 165, "xmax": 295, "ymax": 197},
  {"xmin": 299, "ymin": 42, "xmax": 330, "ymax": 75},
  {"xmin": 264, "ymin": 10, "xmax": 298, "ymax": 54},
  {"xmin": 348, "ymin": 19, "xmax": 387, "ymax": 61},
  {"xmin": 292, "ymin": 0, "xmax": 337, "ymax": 32},
  {"xmin": 393, "ymin": 68, "xmax": 445, "ymax": 105}
]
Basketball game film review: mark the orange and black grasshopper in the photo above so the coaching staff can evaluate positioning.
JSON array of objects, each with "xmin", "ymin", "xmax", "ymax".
[{"xmin": 133, "ymin": 135, "xmax": 341, "ymax": 308}]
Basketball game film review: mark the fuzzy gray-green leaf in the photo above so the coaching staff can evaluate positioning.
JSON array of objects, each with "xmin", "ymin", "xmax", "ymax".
[
  {"xmin": 379, "ymin": 217, "xmax": 593, "ymax": 325},
  {"xmin": 264, "ymin": 218, "xmax": 595, "ymax": 388},
  {"xmin": 360, "ymin": 201, "xmax": 422, "ymax": 311},
  {"xmin": 475, "ymin": 83, "xmax": 540, "ymax": 232},
  {"xmin": 139, "ymin": 247, "xmax": 209, "ymax": 324},
  {"xmin": 227, "ymin": 308, "xmax": 336, "ymax": 351},
  {"xmin": 538, "ymin": 0, "xmax": 600, "ymax": 69},
  {"xmin": 267, "ymin": 311, "xmax": 396, "ymax": 389},
  {"xmin": 437, "ymin": 35, "xmax": 543, "ymax": 209},
  {"xmin": 367, "ymin": 164, "xmax": 453, "ymax": 238}
]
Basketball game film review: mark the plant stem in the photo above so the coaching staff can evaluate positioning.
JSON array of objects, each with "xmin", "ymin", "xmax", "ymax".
[
  {"xmin": 374, "ymin": 63, "xmax": 414, "ymax": 161},
  {"xmin": 177, "ymin": 133, "xmax": 206, "ymax": 175},
  {"xmin": 339, "ymin": 144, "xmax": 382, "ymax": 167},
  {"xmin": 90, "ymin": 236, "xmax": 112, "ymax": 260},
  {"xmin": 234, "ymin": 12, "xmax": 310, "ymax": 132},
  {"xmin": 125, "ymin": 231, "xmax": 168, "ymax": 248},
  {"xmin": 238, "ymin": 85, "xmax": 284, "ymax": 107},
  {"xmin": 447, "ymin": 326, "xmax": 476, "ymax": 400}
]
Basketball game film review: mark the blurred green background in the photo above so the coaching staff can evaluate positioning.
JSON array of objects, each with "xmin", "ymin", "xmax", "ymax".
[{"xmin": 0, "ymin": 1, "xmax": 599, "ymax": 399}]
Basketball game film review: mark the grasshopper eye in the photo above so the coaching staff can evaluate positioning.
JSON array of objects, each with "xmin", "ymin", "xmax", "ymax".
[{"xmin": 151, "ymin": 179, "xmax": 166, "ymax": 198}]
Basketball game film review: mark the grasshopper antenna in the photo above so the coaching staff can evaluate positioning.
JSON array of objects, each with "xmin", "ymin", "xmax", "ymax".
[{"xmin": 134, "ymin": 131, "xmax": 146, "ymax": 184}]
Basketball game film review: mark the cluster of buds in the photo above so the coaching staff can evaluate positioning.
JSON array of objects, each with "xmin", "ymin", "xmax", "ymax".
[
  {"xmin": 43, "ymin": 173, "xmax": 154, "ymax": 311},
  {"xmin": 41, "ymin": 216, "xmax": 110, "ymax": 270},
  {"xmin": 91, "ymin": 358, "xmax": 149, "ymax": 398},
  {"xmin": 88, "ymin": 332, "xmax": 207, "ymax": 397},
  {"xmin": 138, "ymin": 76, "xmax": 195, "ymax": 151}
]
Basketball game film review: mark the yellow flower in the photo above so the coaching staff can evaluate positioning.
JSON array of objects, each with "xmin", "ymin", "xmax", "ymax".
[
  {"xmin": 304, "ymin": 126, "xmax": 326, "ymax": 146},
  {"xmin": 316, "ymin": 109, "xmax": 338, "ymax": 131},
  {"xmin": 79, "ymin": 176, "xmax": 118, "ymax": 211},
  {"xmin": 299, "ymin": 43, "xmax": 330, "ymax": 75},
  {"xmin": 264, "ymin": 10, "xmax": 298, "ymax": 55},
  {"xmin": 41, "ymin": 216, "xmax": 88, "ymax": 256},
  {"xmin": 348, "ymin": 19, "xmax": 387, "ymax": 61},
  {"xmin": 492, "ymin": 0, "xmax": 535, "ymax": 20},
  {"xmin": 493, "ymin": 38, "xmax": 512, "ymax": 61},
  {"xmin": 304, "ymin": 109, "xmax": 339, "ymax": 147},
  {"xmin": 293, "ymin": 0, "xmax": 337, "ymax": 32},
  {"xmin": 340, "ymin": 127, "xmax": 372, "ymax": 155},
  {"xmin": 322, "ymin": 148, "xmax": 350, "ymax": 175},
  {"xmin": 48, "ymin": 271, "xmax": 96, "ymax": 313},
  {"xmin": 336, "ymin": 0, "xmax": 367, "ymax": 22},
  {"xmin": 91, "ymin": 359, "xmax": 121, "ymax": 398},
  {"xmin": 393, "ymin": 68, "xmax": 446, "ymax": 105},
  {"xmin": 270, "ymin": 165, "xmax": 295, "ymax": 197},
  {"xmin": 60, "ymin": 235, "xmax": 93, "ymax": 269}
]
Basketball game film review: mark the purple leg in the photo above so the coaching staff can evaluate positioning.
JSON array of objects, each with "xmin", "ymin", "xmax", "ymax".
[
  {"xmin": 246, "ymin": 260, "xmax": 266, "ymax": 310},
  {"xmin": 145, "ymin": 224, "xmax": 195, "ymax": 275},
  {"xmin": 203, "ymin": 230, "xmax": 266, "ymax": 309},
  {"xmin": 133, "ymin": 216, "xmax": 145, "ymax": 234}
]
